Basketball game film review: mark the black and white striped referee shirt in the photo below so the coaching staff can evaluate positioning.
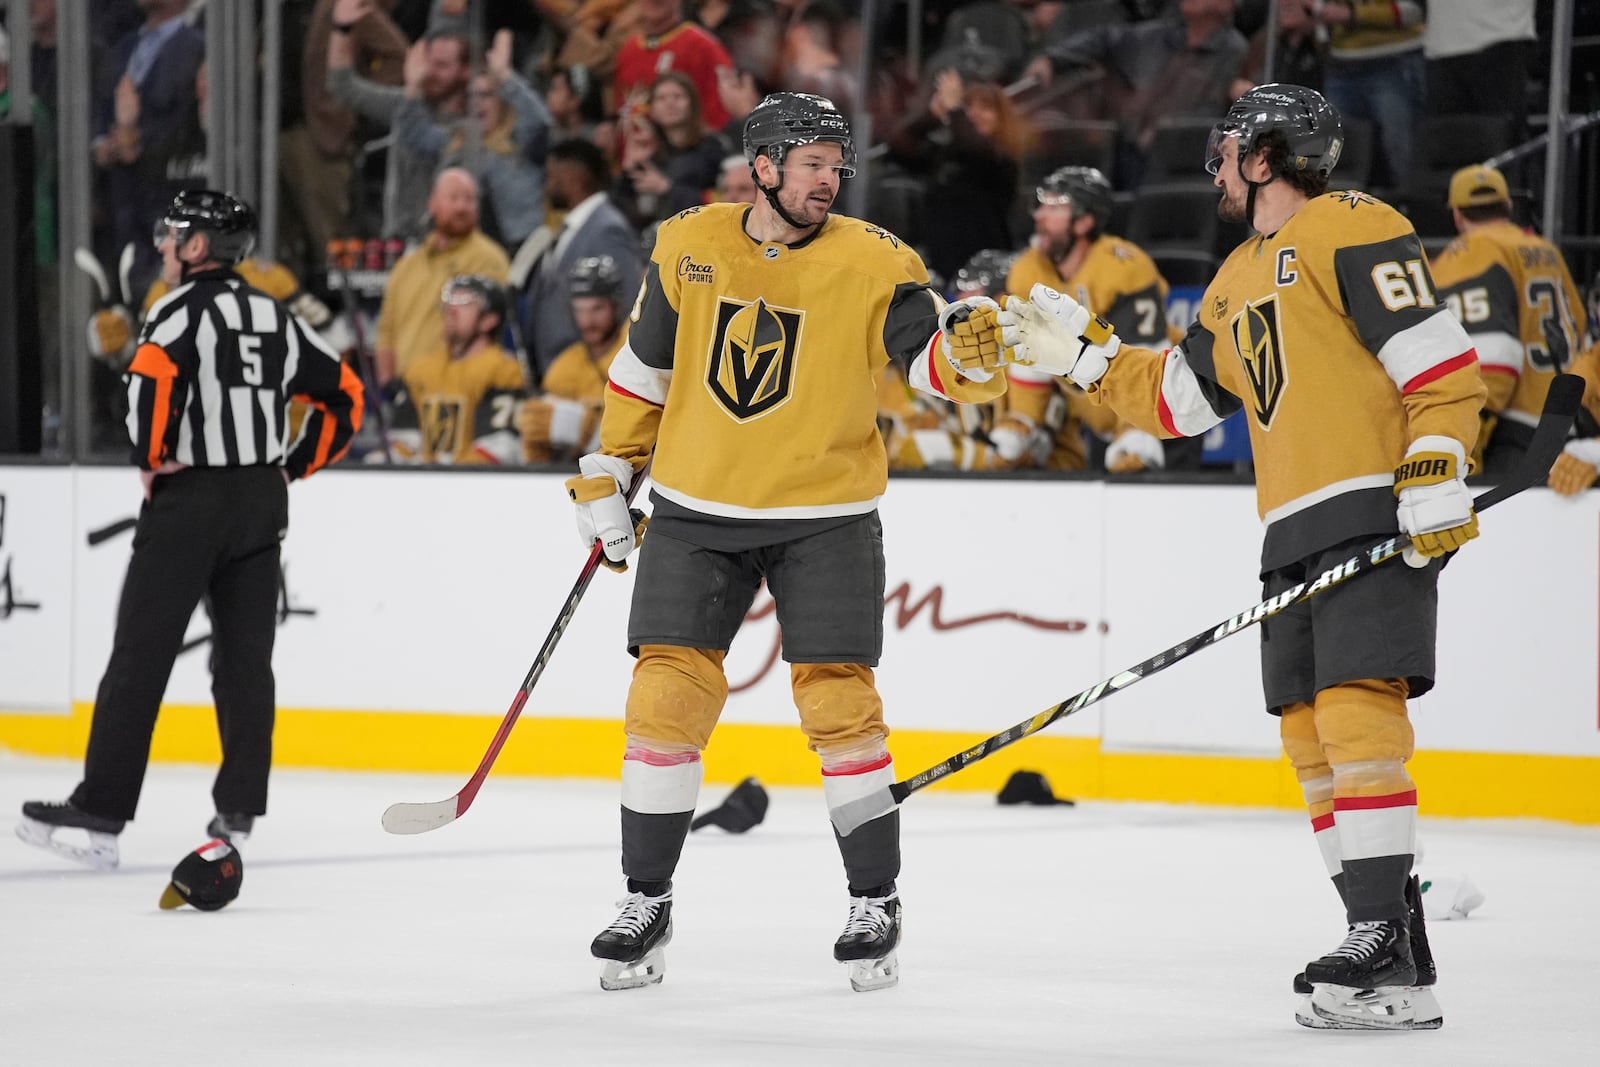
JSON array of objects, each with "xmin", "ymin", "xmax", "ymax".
[{"xmin": 127, "ymin": 267, "xmax": 364, "ymax": 479}]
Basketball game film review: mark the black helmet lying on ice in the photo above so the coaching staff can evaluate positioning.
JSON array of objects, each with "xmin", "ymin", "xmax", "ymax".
[
  {"xmin": 742, "ymin": 91, "xmax": 856, "ymax": 175},
  {"xmin": 1206, "ymin": 83, "xmax": 1343, "ymax": 179},
  {"xmin": 153, "ymin": 189, "xmax": 258, "ymax": 264}
]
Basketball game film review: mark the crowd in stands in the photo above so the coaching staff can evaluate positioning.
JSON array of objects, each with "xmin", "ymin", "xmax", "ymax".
[{"xmin": 3, "ymin": 0, "xmax": 1591, "ymax": 473}]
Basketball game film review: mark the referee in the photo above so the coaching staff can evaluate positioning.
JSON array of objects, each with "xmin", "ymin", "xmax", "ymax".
[{"xmin": 17, "ymin": 190, "xmax": 364, "ymax": 871}]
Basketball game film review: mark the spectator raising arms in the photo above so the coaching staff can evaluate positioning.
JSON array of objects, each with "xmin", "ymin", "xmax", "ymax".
[
  {"xmin": 327, "ymin": 0, "xmax": 471, "ymax": 238},
  {"xmin": 394, "ymin": 28, "xmax": 553, "ymax": 248}
]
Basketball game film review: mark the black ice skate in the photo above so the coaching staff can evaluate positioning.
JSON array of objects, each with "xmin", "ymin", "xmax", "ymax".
[
  {"xmin": 833, "ymin": 885, "xmax": 901, "ymax": 992},
  {"xmin": 206, "ymin": 813, "xmax": 255, "ymax": 844},
  {"xmin": 1295, "ymin": 919, "xmax": 1441, "ymax": 1031},
  {"xmin": 1294, "ymin": 876, "xmax": 1444, "ymax": 1029},
  {"xmin": 591, "ymin": 884, "xmax": 673, "ymax": 991},
  {"xmin": 16, "ymin": 800, "xmax": 125, "ymax": 870}
]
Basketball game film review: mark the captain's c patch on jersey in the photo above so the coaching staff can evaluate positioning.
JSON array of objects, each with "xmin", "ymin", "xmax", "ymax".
[
  {"xmin": 706, "ymin": 296, "xmax": 805, "ymax": 422},
  {"xmin": 1229, "ymin": 295, "xmax": 1288, "ymax": 429}
]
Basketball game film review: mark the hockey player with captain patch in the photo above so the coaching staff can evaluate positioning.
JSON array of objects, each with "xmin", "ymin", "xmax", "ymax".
[
  {"xmin": 988, "ymin": 84, "xmax": 1486, "ymax": 1030},
  {"xmin": 565, "ymin": 91, "xmax": 1008, "ymax": 993}
]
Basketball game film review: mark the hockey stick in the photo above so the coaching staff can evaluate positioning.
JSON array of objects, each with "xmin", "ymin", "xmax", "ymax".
[
  {"xmin": 831, "ymin": 374, "xmax": 1584, "ymax": 836},
  {"xmin": 381, "ymin": 466, "xmax": 651, "ymax": 834},
  {"xmin": 73, "ymin": 248, "xmax": 113, "ymax": 307},
  {"xmin": 117, "ymin": 242, "xmax": 137, "ymax": 308}
]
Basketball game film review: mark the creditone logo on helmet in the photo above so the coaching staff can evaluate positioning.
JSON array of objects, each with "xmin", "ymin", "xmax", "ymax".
[
  {"xmin": 705, "ymin": 296, "xmax": 804, "ymax": 422},
  {"xmin": 1207, "ymin": 83, "xmax": 1344, "ymax": 179}
]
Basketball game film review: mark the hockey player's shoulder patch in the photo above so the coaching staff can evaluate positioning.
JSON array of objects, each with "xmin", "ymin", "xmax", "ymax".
[
  {"xmin": 861, "ymin": 223, "xmax": 903, "ymax": 249},
  {"xmin": 828, "ymin": 216, "xmax": 930, "ymax": 285}
]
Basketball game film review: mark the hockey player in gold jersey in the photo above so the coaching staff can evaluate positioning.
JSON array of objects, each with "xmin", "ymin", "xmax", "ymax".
[
  {"xmin": 567, "ymin": 92, "xmax": 1007, "ymax": 993},
  {"xmin": 389, "ymin": 275, "xmax": 526, "ymax": 464},
  {"xmin": 1006, "ymin": 166, "xmax": 1199, "ymax": 473},
  {"xmin": 519, "ymin": 256, "xmax": 627, "ymax": 464},
  {"xmin": 1429, "ymin": 164, "xmax": 1589, "ymax": 479},
  {"xmin": 993, "ymin": 84, "xmax": 1485, "ymax": 1030}
]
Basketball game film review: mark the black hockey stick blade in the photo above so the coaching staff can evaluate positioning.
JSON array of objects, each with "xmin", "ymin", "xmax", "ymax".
[
  {"xmin": 831, "ymin": 375, "xmax": 1582, "ymax": 836},
  {"xmin": 382, "ymin": 465, "xmax": 650, "ymax": 834}
]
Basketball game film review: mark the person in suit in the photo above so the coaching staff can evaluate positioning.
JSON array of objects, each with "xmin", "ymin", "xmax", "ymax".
[{"xmin": 516, "ymin": 138, "xmax": 642, "ymax": 379}]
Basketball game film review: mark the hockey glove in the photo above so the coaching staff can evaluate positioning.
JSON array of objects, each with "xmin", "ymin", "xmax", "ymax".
[
  {"xmin": 997, "ymin": 284, "xmax": 1119, "ymax": 388},
  {"xmin": 937, "ymin": 296, "xmax": 1005, "ymax": 382},
  {"xmin": 1105, "ymin": 427, "xmax": 1165, "ymax": 473},
  {"xmin": 1548, "ymin": 438, "xmax": 1600, "ymax": 496},
  {"xmin": 1394, "ymin": 437, "xmax": 1479, "ymax": 567},
  {"xmin": 566, "ymin": 452, "xmax": 644, "ymax": 572},
  {"xmin": 87, "ymin": 306, "xmax": 136, "ymax": 369}
]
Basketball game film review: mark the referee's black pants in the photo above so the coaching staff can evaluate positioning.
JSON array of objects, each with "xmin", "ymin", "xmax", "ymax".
[{"xmin": 71, "ymin": 466, "xmax": 288, "ymax": 822}]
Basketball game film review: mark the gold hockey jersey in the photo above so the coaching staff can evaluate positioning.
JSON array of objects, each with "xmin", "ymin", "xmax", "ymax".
[
  {"xmin": 1093, "ymin": 190, "xmax": 1485, "ymax": 570},
  {"xmin": 599, "ymin": 203, "xmax": 1004, "ymax": 520},
  {"xmin": 396, "ymin": 342, "xmax": 526, "ymax": 463},
  {"xmin": 1430, "ymin": 220, "xmax": 1587, "ymax": 436}
]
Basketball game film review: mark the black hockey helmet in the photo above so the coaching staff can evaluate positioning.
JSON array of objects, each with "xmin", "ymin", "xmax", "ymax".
[
  {"xmin": 742, "ymin": 91, "xmax": 856, "ymax": 174},
  {"xmin": 441, "ymin": 274, "xmax": 509, "ymax": 327},
  {"xmin": 1206, "ymin": 83, "xmax": 1343, "ymax": 179},
  {"xmin": 154, "ymin": 189, "xmax": 258, "ymax": 264},
  {"xmin": 568, "ymin": 255, "xmax": 623, "ymax": 302},
  {"xmin": 1035, "ymin": 165, "xmax": 1115, "ymax": 224},
  {"xmin": 954, "ymin": 249, "xmax": 1016, "ymax": 298}
]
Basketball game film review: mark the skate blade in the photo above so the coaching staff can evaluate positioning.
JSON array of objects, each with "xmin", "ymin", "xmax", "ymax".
[
  {"xmin": 845, "ymin": 950, "xmax": 899, "ymax": 992},
  {"xmin": 597, "ymin": 927, "xmax": 671, "ymax": 991},
  {"xmin": 1301, "ymin": 983, "xmax": 1443, "ymax": 1031},
  {"xmin": 14, "ymin": 820, "xmax": 120, "ymax": 871}
]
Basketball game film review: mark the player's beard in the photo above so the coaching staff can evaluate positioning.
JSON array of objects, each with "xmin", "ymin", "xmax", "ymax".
[
  {"xmin": 780, "ymin": 183, "xmax": 833, "ymax": 227},
  {"xmin": 1217, "ymin": 183, "xmax": 1248, "ymax": 224}
]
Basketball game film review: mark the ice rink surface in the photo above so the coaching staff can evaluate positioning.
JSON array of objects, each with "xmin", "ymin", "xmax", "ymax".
[{"xmin": 3, "ymin": 754, "xmax": 1597, "ymax": 1067}]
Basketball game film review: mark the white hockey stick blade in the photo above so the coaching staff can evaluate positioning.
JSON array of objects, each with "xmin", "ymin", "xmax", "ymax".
[
  {"xmin": 74, "ymin": 247, "xmax": 112, "ymax": 305},
  {"xmin": 380, "ymin": 798, "xmax": 461, "ymax": 835},
  {"xmin": 118, "ymin": 242, "xmax": 137, "ymax": 307},
  {"xmin": 829, "ymin": 788, "xmax": 897, "ymax": 838}
]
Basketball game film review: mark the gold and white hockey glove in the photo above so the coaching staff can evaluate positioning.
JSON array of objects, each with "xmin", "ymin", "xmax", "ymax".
[
  {"xmin": 565, "ymin": 452, "xmax": 644, "ymax": 572},
  {"xmin": 1394, "ymin": 436, "xmax": 1479, "ymax": 567},
  {"xmin": 997, "ymin": 283, "xmax": 1119, "ymax": 389},
  {"xmin": 1105, "ymin": 427, "xmax": 1165, "ymax": 473},
  {"xmin": 87, "ymin": 306, "xmax": 136, "ymax": 369},
  {"xmin": 937, "ymin": 296, "xmax": 1005, "ymax": 382},
  {"xmin": 1548, "ymin": 438, "xmax": 1600, "ymax": 496}
]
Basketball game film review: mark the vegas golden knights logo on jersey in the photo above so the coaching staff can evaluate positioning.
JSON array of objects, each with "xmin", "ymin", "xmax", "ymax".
[
  {"xmin": 707, "ymin": 296, "xmax": 804, "ymax": 421},
  {"xmin": 1230, "ymin": 296, "xmax": 1288, "ymax": 429},
  {"xmin": 421, "ymin": 397, "xmax": 464, "ymax": 459}
]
